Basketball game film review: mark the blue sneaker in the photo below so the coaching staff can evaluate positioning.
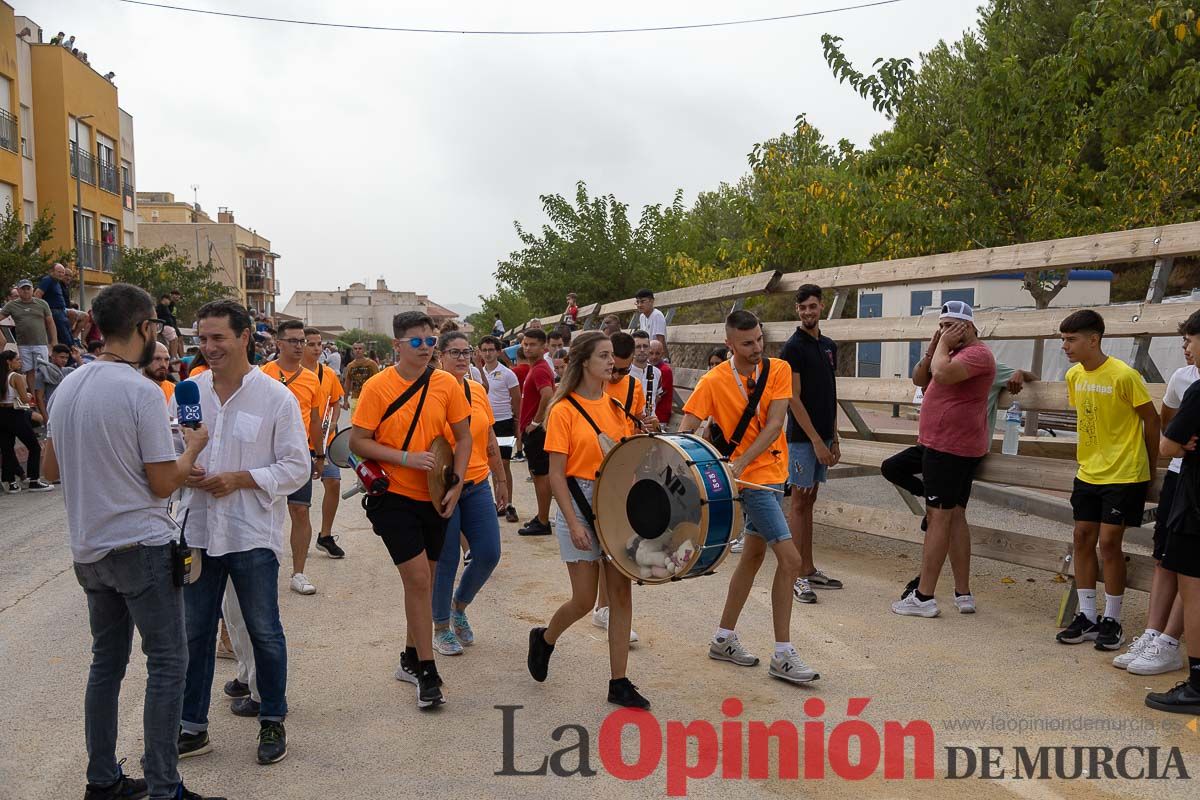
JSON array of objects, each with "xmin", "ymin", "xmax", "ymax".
[
  {"xmin": 451, "ymin": 610, "xmax": 475, "ymax": 646},
  {"xmin": 434, "ymin": 627, "xmax": 463, "ymax": 656}
]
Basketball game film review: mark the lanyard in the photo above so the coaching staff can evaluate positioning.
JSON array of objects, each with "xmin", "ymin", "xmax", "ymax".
[
  {"xmin": 729, "ymin": 361, "xmax": 761, "ymax": 401},
  {"xmin": 277, "ymin": 366, "xmax": 304, "ymax": 386}
]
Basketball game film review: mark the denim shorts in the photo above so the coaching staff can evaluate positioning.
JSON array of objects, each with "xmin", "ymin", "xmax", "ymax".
[
  {"xmin": 788, "ymin": 439, "xmax": 832, "ymax": 489},
  {"xmin": 555, "ymin": 478, "xmax": 603, "ymax": 562},
  {"xmin": 742, "ymin": 485, "xmax": 792, "ymax": 544},
  {"xmin": 320, "ymin": 459, "xmax": 341, "ymax": 481},
  {"xmin": 287, "ymin": 474, "xmax": 313, "ymax": 506}
]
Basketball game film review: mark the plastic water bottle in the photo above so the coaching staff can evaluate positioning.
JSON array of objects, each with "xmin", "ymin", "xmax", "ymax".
[{"xmin": 1002, "ymin": 402, "xmax": 1022, "ymax": 455}]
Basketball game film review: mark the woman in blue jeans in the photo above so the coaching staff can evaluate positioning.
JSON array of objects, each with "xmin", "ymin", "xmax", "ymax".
[{"xmin": 432, "ymin": 332, "xmax": 509, "ymax": 654}]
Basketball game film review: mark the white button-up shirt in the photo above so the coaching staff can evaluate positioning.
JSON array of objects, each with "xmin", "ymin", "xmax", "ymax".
[{"xmin": 175, "ymin": 367, "xmax": 310, "ymax": 562}]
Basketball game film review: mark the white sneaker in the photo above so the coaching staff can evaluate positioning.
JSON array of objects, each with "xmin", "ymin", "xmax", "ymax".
[
  {"xmin": 953, "ymin": 594, "xmax": 976, "ymax": 614},
  {"xmin": 590, "ymin": 606, "xmax": 638, "ymax": 643},
  {"xmin": 730, "ymin": 536, "xmax": 744, "ymax": 554},
  {"xmin": 1127, "ymin": 640, "xmax": 1184, "ymax": 676},
  {"xmin": 289, "ymin": 572, "xmax": 316, "ymax": 595},
  {"xmin": 1112, "ymin": 630, "xmax": 1157, "ymax": 670},
  {"xmin": 769, "ymin": 648, "xmax": 819, "ymax": 684},
  {"xmin": 891, "ymin": 593, "xmax": 939, "ymax": 618}
]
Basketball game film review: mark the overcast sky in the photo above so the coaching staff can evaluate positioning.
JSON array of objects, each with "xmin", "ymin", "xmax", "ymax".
[{"xmin": 27, "ymin": 0, "xmax": 981, "ymax": 311}]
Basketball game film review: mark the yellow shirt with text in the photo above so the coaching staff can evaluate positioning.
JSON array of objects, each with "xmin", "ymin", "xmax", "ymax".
[{"xmin": 1066, "ymin": 356, "xmax": 1152, "ymax": 484}]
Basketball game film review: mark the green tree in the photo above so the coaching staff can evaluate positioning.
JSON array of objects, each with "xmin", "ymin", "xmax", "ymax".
[
  {"xmin": 335, "ymin": 328, "xmax": 392, "ymax": 359},
  {"xmin": 112, "ymin": 245, "xmax": 232, "ymax": 326},
  {"xmin": 0, "ymin": 206, "xmax": 73, "ymax": 294}
]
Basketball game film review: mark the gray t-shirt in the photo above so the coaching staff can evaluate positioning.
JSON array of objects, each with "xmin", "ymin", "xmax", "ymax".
[
  {"xmin": 1, "ymin": 298, "xmax": 53, "ymax": 346},
  {"xmin": 48, "ymin": 360, "xmax": 179, "ymax": 563}
]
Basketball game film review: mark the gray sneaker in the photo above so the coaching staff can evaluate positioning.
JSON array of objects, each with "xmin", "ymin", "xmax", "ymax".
[
  {"xmin": 769, "ymin": 649, "xmax": 819, "ymax": 684},
  {"xmin": 708, "ymin": 634, "xmax": 759, "ymax": 666},
  {"xmin": 805, "ymin": 569, "xmax": 842, "ymax": 589},
  {"xmin": 793, "ymin": 578, "xmax": 817, "ymax": 604}
]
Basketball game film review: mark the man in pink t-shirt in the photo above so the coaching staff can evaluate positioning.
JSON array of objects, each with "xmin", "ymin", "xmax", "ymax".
[{"xmin": 882, "ymin": 300, "xmax": 995, "ymax": 619}]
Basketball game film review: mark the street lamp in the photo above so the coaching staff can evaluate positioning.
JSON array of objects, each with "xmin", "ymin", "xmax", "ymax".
[{"xmin": 73, "ymin": 113, "xmax": 94, "ymax": 309}]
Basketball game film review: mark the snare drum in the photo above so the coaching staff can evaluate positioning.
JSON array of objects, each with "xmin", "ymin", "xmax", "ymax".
[{"xmin": 593, "ymin": 433, "xmax": 742, "ymax": 584}]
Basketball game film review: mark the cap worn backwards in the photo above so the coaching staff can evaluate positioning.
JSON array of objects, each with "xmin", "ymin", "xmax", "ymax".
[{"xmin": 939, "ymin": 300, "xmax": 974, "ymax": 323}]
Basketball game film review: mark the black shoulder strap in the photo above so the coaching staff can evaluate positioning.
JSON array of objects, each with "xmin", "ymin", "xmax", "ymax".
[
  {"xmin": 567, "ymin": 477, "xmax": 595, "ymax": 526},
  {"xmin": 566, "ymin": 395, "xmax": 602, "ymax": 435},
  {"xmin": 729, "ymin": 358, "xmax": 771, "ymax": 449},
  {"xmin": 318, "ymin": 363, "xmax": 324, "ymax": 385},
  {"xmin": 377, "ymin": 366, "xmax": 434, "ymax": 451},
  {"xmin": 624, "ymin": 375, "xmax": 636, "ymax": 412},
  {"xmin": 464, "ymin": 378, "xmax": 472, "ymax": 404}
]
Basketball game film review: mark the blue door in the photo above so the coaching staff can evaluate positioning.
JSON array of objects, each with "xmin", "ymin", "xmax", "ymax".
[
  {"xmin": 908, "ymin": 290, "xmax": 933, "ymax": 376},
  {"xmin": 857, "ymin": 293, "xmax": 882, "ymax": 378}
]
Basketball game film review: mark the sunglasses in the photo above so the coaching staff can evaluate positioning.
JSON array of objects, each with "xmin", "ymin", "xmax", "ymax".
[
  {"xmin": 406, "ymin": 336, "xmax": 438, "ymax": 348},
  {"xmin": 612, "ymin": 366, "xmax": 631, "ymax": 377}
]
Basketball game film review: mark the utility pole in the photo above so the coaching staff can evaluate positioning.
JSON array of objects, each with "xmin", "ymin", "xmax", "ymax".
[
  {"xmin": 74, "ymin": 114, "xmax": 94, "ymax": 308},
  {"xmin": 191, "ymin": 184, "xmax": 201, "ymax": 267}
]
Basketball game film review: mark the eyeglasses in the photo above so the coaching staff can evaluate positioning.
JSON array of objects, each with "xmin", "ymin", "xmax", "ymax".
[
  {"xmin": 612, "ymin": 366, "xmax": 631, "ymax": 377},
  {"xmin": 142, "ymin": 318, "xmax": 167, "ymax": 333},
  {"xmin": 444, "ymin": 348, "xmax": 473, "ymax": 360},
  {"xmin": 407, "ymin": 336, "xmax": 438, "ymax": 348},
  {"xmin": 279, "ymin": 337, "xmax": 305, "ymax": 347}
]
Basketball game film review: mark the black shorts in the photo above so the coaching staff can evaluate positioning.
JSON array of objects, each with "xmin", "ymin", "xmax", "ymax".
[
  {"xmin": 921, "ymin": 447, "xmax": 984, "ymax": 510},
  {"xmin": 1161, "ymin": 529, "xmax": 1200, "ymax": 578},
  {"xmin": 493, "ymin": 418, "xmax": 516, "ymax": 460},
  {"xmin": 1070, "ymin": 478, "xmax": 1148, "ymax": 528},
  {"xmin": 1153, "ymin": 471, "xmax": 1180, "ymax": 561},
  {"xmin": 364, "ymin": 493, "xmax": 449, "ymax": 565},
  {"xmin": 524, "ymin": 425, "xmax": 550, "ymax": 477}
]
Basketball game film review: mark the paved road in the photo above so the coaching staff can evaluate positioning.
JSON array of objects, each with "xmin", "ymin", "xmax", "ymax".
[{"xmin": 0, "ymin": 469, "xmax": 1195, "ymax": 799}]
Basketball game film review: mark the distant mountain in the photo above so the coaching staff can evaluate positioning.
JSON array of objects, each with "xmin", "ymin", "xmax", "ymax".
[{"xmin": 445, "ymin": 302, "xmax": 481, "ymax": 318}]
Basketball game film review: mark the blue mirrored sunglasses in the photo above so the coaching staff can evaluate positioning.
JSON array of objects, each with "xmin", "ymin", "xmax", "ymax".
[{"xmin": 406, "ymin": 336, "xmax": 438, "ymax": 348}]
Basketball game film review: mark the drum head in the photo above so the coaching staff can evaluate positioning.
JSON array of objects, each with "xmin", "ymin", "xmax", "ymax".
[
  {"xmin": 594, "ymin": 435, "xmax": 711, "ymax": 584},
  {"xmin": 426, "ymin": 436, "xmax": 455, "ymax": 506},
  {"xmin": 327, "ymin": 428, "xmax": 354, "ymax": 469}
]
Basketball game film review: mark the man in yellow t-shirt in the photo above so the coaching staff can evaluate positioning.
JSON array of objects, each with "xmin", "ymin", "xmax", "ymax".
[
  {"xmin": 680, "ymin": 310, "xmax": 819, "ymax": 686},
  {"xmin": 261, "ymin": 321, "xmax": 324, "ymax": 596},
  {"xmin": 1057, "ymin": 309, "xmax": 1160, "ymax": 653},
  {"xmin": 303, "ymin": 327, "xmax": 347, "ymax": 560}
]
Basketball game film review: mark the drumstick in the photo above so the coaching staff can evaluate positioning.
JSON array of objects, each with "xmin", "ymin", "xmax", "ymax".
[{"xmin": 734, "ymin": 478, "xmax": 785, "ymax": 494}]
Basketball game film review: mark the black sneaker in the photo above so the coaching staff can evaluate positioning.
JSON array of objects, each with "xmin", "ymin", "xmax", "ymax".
[
  {"xmin": 608, "ymin": 677, "xmax": 651, "ymax": 710},
  {"xmin": 256, "ymin": 721, "xmax": 287, "ymax": 764},
  {"xmin": 1056, "ymin": 612, "xmax": 1100, "ymax": 644},
  {"xmin": 223, "ymin": 678, "xmax": 250, "ymax": 698},
  {"xmin": 1093, "ymin": 616, "xmax": 1125, "ymax": 651},
  {"xmin": 83, "ymin": 765, "xmax": 148, "ymax": 800},
  {"xmin": 496, "ymin": 505, "xmax": 506, "ymax": 517},
  {"xmin": 315, "ymin": 535, "xmax": 345, "ymax": 558},
  {"xmin": 518, "ymin": 519, "xmax": 552, "ymax": 537},
  {"xmin": 177, "ymin": 729, "xmax": 212, "ymax": 759},
  {"xmin": 417, "ymin": 663, "xmax": 446, "ymax": 709},
  {"xmin": 527, "ymin": 626, "xmax": 554, "ymax": 682},
  {"xmin": 505, "ymin": 505, "xmax": 519, "ymax": 523},
  {"xmin": 900, "ymin": 574, "xmax": 920, "ymax": 600},
  {"xmin": 231, "ymin": 696, "xmax": 261, "ymax": 717},
  {"xmin": 394, "ymin": 650, "xmax": 419, "ymax": 686},
  {"xmin": 177, "ymin": 784, "xmax": 227, "ymax": 800},
  {"xmin": 1145, "ymin": 681, "xmax": 1200, "ymax": 715}
]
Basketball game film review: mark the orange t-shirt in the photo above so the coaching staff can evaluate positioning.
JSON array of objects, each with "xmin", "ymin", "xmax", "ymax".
[
  {"xmin": 188, "ymin": 364, "xmax": 209, "ymax": 377},
  {"xmin": 682, "ymin": 358, "xmax": 790, "ymax": 485},
  {"xmin": 311, "ymin": 362, "xmax": 346, "ymax": 445},
  {"xmin": 445, "ymin": 378, "xmax": 495, "ymax": 485},
  {"xmin": 545, "ymin": 391, "xmax": 628, "ymax": 480},
  {"xmin": 604, "ymin": 375, "xmax": 644, "ymax": 417},
  {"xmin": 261, "ymin": 361, "xmax": 321, "ymax": 444},
  {"xmin": 352, "ymin": 367, "xmax": 471, "ymax": 501},
  {"xmin": 160, "ymin": 380, "xmax": 175, "ymax": 403}
]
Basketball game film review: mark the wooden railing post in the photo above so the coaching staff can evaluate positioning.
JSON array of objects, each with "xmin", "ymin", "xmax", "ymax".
[{"xmin": 1132, "ymin": 255, "xmax": 1174, "ymax": 383}]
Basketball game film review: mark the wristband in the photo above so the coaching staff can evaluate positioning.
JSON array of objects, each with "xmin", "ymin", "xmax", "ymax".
[{"xmin": 401, "ymin": 451, "xmax": 408, "ymax": 466}]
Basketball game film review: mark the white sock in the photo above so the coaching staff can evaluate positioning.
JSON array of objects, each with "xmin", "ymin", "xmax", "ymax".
[
  {"xmin": 1103, "ymin": 593, "xmax": 1123, "ymax": 621},
  {"xmin": 774, "ymin": 642, "xmax": 794, "ymax": 657},
  {"xmin": 1077, "ymin": 589, "xmax": 1097, "ymax": 622},
  {"xmin": 1158, "ymin": 634, "xmax": 1180, "ymax": 649},
  {"xmin": 715, "ymin": 627, "xmax": 735, "ymax": 641}
]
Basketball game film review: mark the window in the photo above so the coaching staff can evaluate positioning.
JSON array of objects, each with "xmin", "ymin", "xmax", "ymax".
[
  {"xmin": 23, "ymin": 200, "xmax": 34, "ymax": 238},
  {"xmin": 857, "ymin": 293, "xmax": 883, "ymax": 378},
  {"xmin": 908, "ymin": 290, "xmax": 933, "ymax": 376},
  {"xmin": 940, "ymin": 288, "xmax": 975, "ymax": 309},
  {"xmin": 19, "ymin": 105, "xmax": 32, "ymax": 158}
]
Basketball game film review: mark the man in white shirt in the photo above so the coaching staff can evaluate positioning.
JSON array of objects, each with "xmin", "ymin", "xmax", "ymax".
[
  {"xmin": 323, "ymin": 343, "xmax": 341, "ymax": 375},
  {"xmin": 629, "ymin": 330, "xmax": 662, "ymax": 417},
  {"xmin": 175, "ymin": 300, "xmax": 310, "ymax": 768},
  {"xmin": 545, "ymin": 327, "xmax": 569, "ymax": 371},
  {"xmin": 43, "ymin": 283, "xmax": 221, "ymax": 800},
  {"xmin": 634, "ymin": 288, "xmax": 667, "ymax": 351},
  {"xmin": 479, "ymin": 335, "xmax": 522, "ymax": 522}
]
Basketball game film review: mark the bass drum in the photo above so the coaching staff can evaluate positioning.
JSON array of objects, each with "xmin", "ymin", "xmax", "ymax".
[{"xmin": 593, "ymin": 433, "xmax": 742, "ymax": 585}]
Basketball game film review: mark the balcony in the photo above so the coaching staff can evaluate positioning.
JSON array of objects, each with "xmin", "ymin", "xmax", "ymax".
[
  {"xmin": 69, "ymin": 144, "xmax": 96, "ymax": 185},
  {"xmin": 98, "ymin": 161, "xmax": 119, "ymax": 194},
  {"xmin": 246, "ymin": 273, "xmax": 280, "ymax": 295},
  {"xmin": 0, "ymin": 109, "xmax": 16, "ymax": 154},
  {"xmin": 245, "ymin": 258, "xmax": 263, "ymax": 272},
  {"xmin": 75, "ymin": 238, "xmax": 119, "ymax": 273},
  {"xmin": 122, "ymin": 179, "xmax": 135, "ymax": 211}
]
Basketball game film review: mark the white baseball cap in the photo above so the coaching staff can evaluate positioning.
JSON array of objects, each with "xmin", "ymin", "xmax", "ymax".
[{"xmin": 939, "ymin": 300, "xmax": 974, "ymax": 322}]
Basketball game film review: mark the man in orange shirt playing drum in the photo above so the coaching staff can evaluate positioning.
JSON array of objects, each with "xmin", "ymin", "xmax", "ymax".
[{"xmin": 679, "ymin": 310, "xmax": 820, "ymax": 685}]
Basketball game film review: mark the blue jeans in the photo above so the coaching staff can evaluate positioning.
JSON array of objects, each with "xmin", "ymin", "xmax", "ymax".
[
  {"xmin": 183, "ymin": 548, "xmax": 287, "ymax": 729},
  {"xmin": 51, "ymin": 307, "xmax": 73, "ymax": 346},
  {"xmin": 741, "ymin": 485, "xmax": 792, "ymax": 544},
  {"xmin": 73, "ymin": 544, "xmax": 187, "ymax": 800},
  {"xmin": 432, "ymin": 479, "xmax": 502, "ymax": 625}
]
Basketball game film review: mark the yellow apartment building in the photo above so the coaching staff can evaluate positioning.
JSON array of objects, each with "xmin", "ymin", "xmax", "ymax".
[
  {"xmin": 137, "ymin": 192, "xmax": 281, "ymax": 315},
  {"xmin": 0, "ymin": 4, "xmax": 24, "ymax": 219}
]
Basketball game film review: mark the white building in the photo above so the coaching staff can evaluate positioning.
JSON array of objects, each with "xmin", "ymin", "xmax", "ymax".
[{"xmin": 281, "ymin": 279, "xmax": 457, "ymax": 336}]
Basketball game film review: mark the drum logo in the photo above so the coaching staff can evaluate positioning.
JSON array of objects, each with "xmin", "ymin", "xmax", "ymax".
[{"xmin": 659, "ymin": 466, "xmax": 687, "ymax": 497}]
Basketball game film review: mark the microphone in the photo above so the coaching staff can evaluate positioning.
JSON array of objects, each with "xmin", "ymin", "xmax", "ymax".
[{"xmin": 175, "ymin": 380, "xmax": 203, "ymax": 429}]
